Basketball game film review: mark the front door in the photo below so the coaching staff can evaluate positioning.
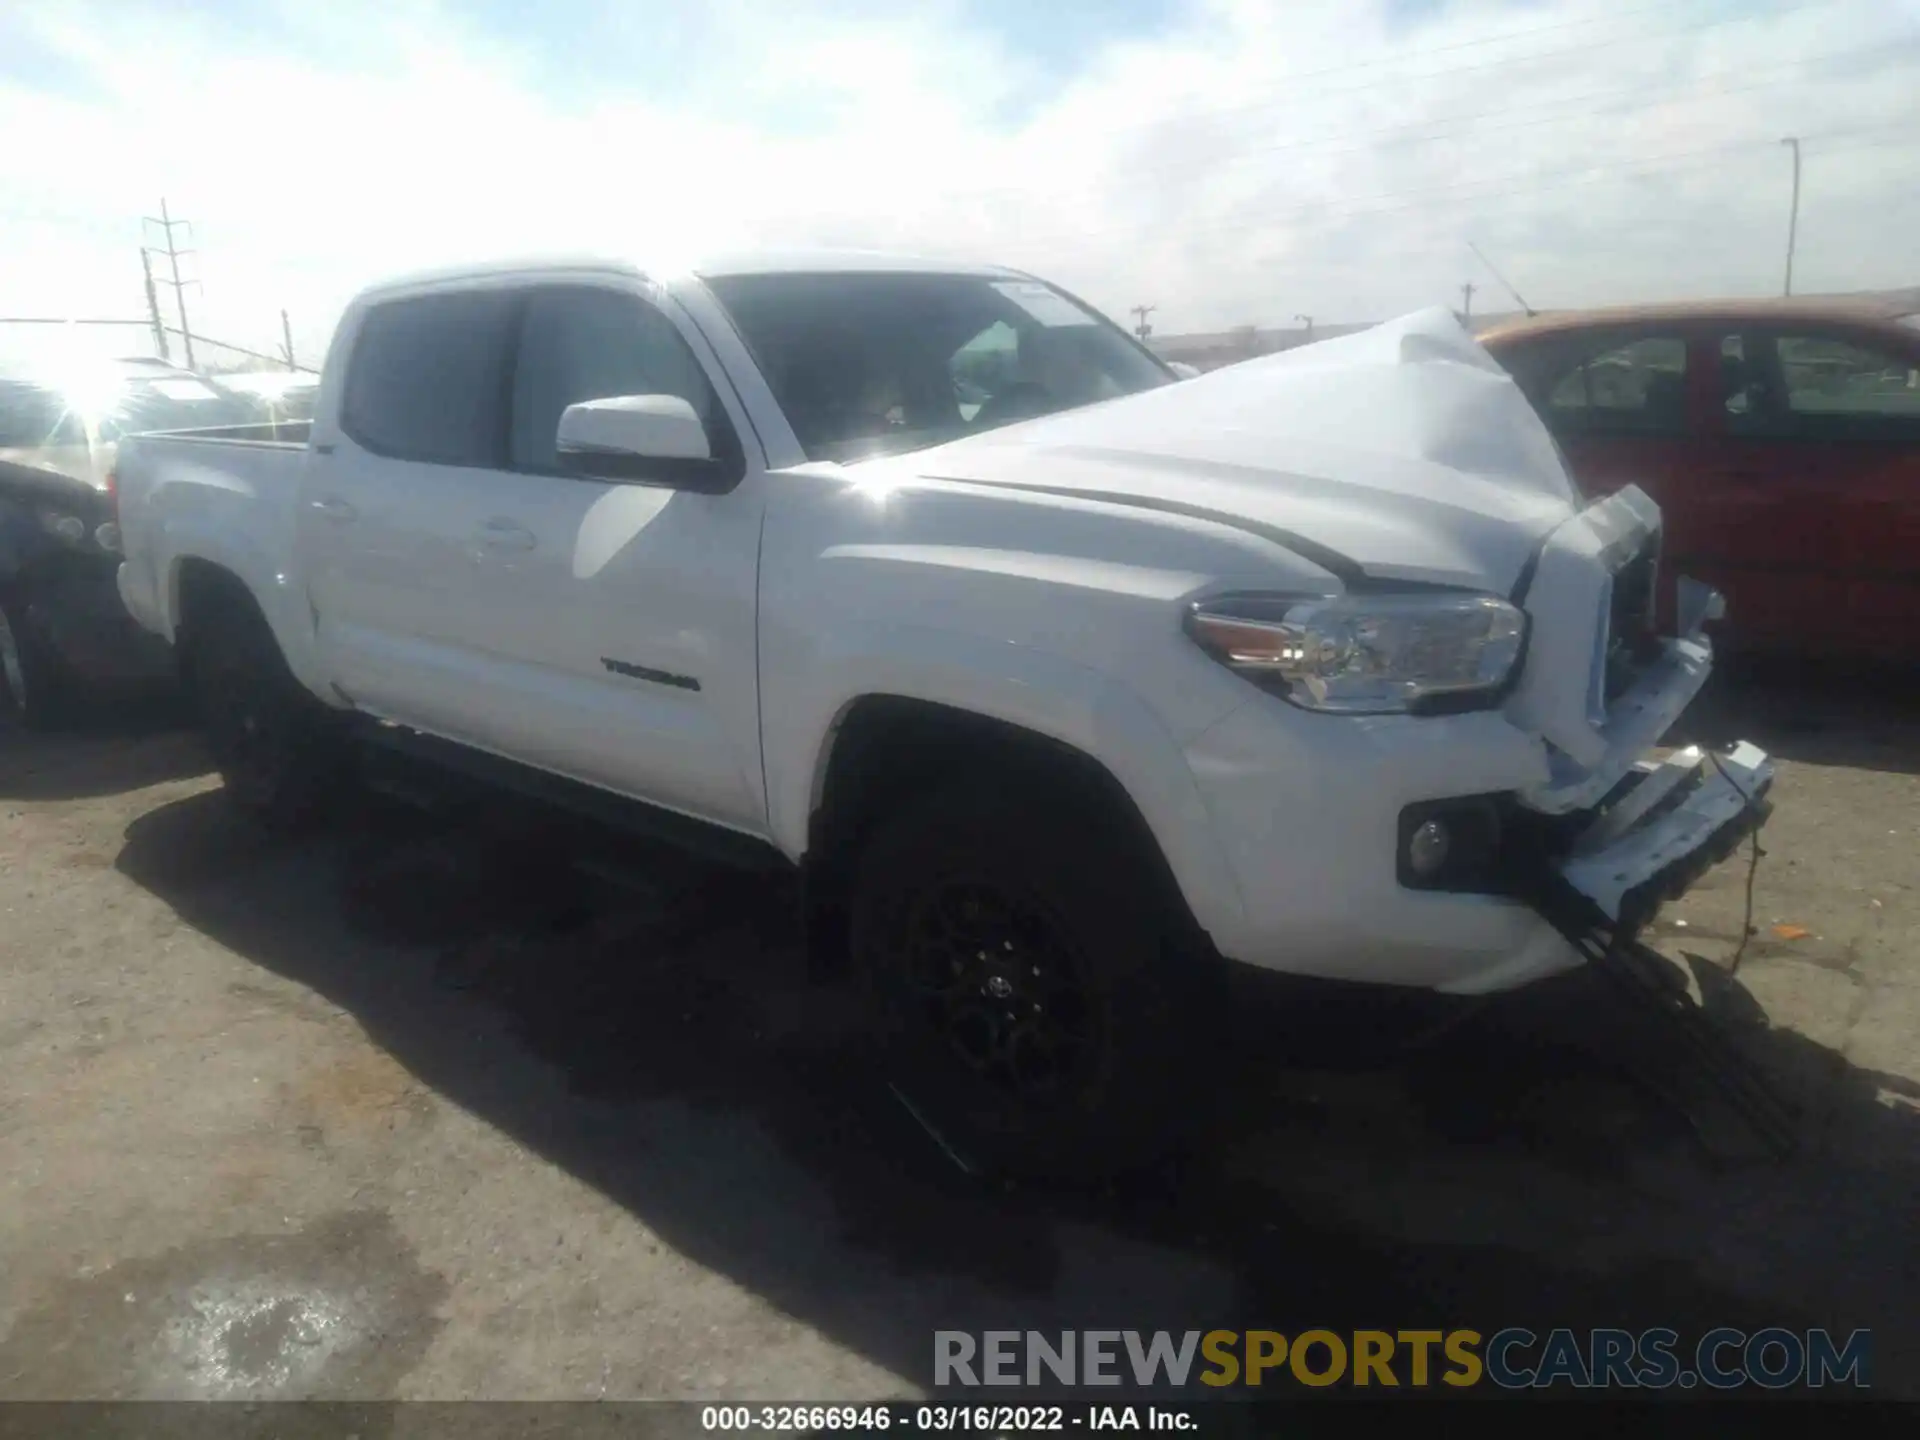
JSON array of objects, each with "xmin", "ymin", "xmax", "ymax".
[
  {"xmin": 436, "ymin": 282, "xmax": 771, "ymax": 834},
  {"xmin": 300, "ymin": 280, "xmax": 772, "ymax": 835}
]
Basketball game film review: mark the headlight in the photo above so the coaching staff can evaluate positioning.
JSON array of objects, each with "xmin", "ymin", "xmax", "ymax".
[
  {"xmin": 1186, "ymin": 592, "xmax": 1527, "ymax": 714},
  {"xmin": 37, "ymin": 508, "xmax": 87, "ymax": 544}
]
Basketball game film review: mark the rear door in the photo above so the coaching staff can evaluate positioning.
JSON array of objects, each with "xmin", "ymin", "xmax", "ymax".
[
  {"xmin": 1709, "ymin": 322, "xmax": 1920, "ymax": 658},
  {"xmin": 298, "ymin": 285, "xmax": 524, "ymax": 725}
]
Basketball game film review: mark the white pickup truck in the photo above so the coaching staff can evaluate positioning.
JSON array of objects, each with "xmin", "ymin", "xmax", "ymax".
[{"xmin": 112, "ymin": 251, "xmax": 1772, "ymax": 1174}]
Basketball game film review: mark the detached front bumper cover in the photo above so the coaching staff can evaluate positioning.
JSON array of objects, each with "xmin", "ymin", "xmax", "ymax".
[{"xmin": 1554, "ymin": 740, "xmax": 1774, "ymax": 929}]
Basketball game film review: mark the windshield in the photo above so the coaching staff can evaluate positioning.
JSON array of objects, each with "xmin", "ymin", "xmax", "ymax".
[
  {"xmin": 704, "ymin": 271, "xmax": 1173, "ymax": 463},
  {"xmin": 110, "ymin": 375, "xmax": 261, "ymax": 434}
]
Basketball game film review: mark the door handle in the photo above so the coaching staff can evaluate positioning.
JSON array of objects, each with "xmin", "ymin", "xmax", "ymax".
[
  {"xmin": 476, "ymin": 517, "xmax": 536, "ymax": 551},
  {"xmin": 309, "ymin": 496, "xmax": 357, "ymax": 522}
]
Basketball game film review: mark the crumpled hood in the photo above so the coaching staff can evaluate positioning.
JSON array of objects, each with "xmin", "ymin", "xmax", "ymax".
[{"xmin": 904, "ymin": 307, "xmax": 1583, "ymax": 594}]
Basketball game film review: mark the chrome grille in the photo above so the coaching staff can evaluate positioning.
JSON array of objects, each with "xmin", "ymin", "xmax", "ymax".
[{"xmin": 1603, "ymin": 528, "xmax": 1662, "ymax": 701}]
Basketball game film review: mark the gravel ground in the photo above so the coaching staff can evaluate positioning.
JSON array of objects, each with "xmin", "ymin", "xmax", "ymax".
[{"xmin": 0, "ymin": 667, "xmax": 1916, "ymax": 1403}]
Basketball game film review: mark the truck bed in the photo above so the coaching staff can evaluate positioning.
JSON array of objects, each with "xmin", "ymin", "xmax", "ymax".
[
  {"xmin": 112, "ymin": 420, "xmax": 316, "ymax": 657},
  {"xmin": 128, "ymin": 419, "xmax": 313, "ymax": 449}
]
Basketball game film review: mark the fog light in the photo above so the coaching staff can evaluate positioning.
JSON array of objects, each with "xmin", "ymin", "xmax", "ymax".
[{"xmin": 1407, "ymin": 818, "xmax": 1451, "ymax": 879}]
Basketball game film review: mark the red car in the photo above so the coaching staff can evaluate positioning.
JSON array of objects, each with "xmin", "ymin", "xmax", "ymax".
[{"xmin": 1481, "ymin": 300, "xmax": 1920, "ymax": 662}]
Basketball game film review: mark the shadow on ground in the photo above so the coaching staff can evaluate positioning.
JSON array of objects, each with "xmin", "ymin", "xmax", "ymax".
[
  {"xmin": 1674, "ymin": 656, "xmax": 1920, "ymax": 775},
  {"xmin": 108, "ymin": 759, "xmax": 1919, "ymax": 1400},
  {"xmin": 0, "ymin": 694, "xmax": 202, "ymax": 802}
]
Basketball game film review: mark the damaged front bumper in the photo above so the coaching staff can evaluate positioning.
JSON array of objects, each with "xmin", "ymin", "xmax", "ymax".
[
  {"xmin": 1549, "ymin": 739, "xmax": 1774, "ymax": 932},
  {"xmin": 1505, "ymin": 492, "xmax": 1774, "ymax": 942}
]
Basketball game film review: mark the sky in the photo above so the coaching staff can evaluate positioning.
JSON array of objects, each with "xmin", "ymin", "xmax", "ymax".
[{"xmin": 1, "ymin": 0, "xmax": 1917, "ymax": 367}]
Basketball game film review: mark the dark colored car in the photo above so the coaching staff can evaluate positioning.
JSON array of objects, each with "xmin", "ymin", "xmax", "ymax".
[
  {"xmin": 0, "ymin": 359, "xmax": 258, "ymax": 726},
  {"xmin": 216, "ymin": 370, "xmax": 321, "ymax": 423},
  {"xmin": 1481, "ymin": 300, "xmax": 1920, "ymax": 662}
]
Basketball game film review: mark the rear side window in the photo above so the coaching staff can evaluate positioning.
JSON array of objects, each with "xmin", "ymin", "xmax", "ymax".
[
  {"xmin": 341, "ymin": 291, "xmax": 519, "ymax": 465},
  {"xmin": 1720, "ymin": 330, "xmax": 1920, "ymax": 441},
  {"xmin": 1778, "ymin": 334, "xmax": 1920, "ymax": 425},
  {"xmin": 1543, "ymin": 336, "xmax": 1690, "ymax": 436}
]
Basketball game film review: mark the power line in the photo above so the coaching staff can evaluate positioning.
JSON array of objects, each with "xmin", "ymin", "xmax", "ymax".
[
  {"xmin": 162, "ymin": 326, "xmax": 313, "ymax": 371},
  {"xmin": 1169, "ymin": 158, "xmax": 1920, "ymax": 326},
  {"xmin": 940, "ymin": 38, "xmax": 1917, "ymax": 223},
  {"xmin": 1123, "ymin": 0, "xmax": 1844, "ymax": 138},
  {"xmin": 1006, "ymin": 124, "xmax": 1917, "ymax": 252},
  {"xmin": 997, "ymin": 130, "xmax": 1920, "ymax": 323},
  {"xmin": 1071, "ymin": 39, "xmax": 1917, "ymax": 191},
  {"xmin": 0, "ymin": 317, "xmax": 151, "ymax": 326},
  {"xmin": 1248, "ymin": 127, "xmax": 1914, "ymax": 228}
]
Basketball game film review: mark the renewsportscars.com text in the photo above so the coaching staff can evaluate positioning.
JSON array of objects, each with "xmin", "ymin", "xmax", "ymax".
[{"xmin": 933, "ymin": 1328, "xmax": 1872, "ymax": 1390}]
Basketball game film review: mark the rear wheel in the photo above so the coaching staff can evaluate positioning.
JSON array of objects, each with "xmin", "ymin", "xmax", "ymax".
[
  {"xmin": 850, "ymin": 777, "xmax": 1214, "ymax": 1179},
  {"xmin": 0, "ymin": 590, "xmax": 73, "ymax": 731},
  {"xmin": 188, "ymin": 597, "xmax": 343, "ymax": 830}
]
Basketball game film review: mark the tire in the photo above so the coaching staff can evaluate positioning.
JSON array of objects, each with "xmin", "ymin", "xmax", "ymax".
[
  {"xmin": 187, "ymin": 595, "xmax": 343, "ymax": 830},
  {"xmin": 0, "ymin": 589, "xmax": 73, "ymax": 731},
  {"xmin": 850, "ymin": 776, "xmax": 1216, "ymax": 1180}
]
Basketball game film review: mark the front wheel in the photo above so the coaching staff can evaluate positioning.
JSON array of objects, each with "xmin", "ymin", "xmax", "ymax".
[
  {"xmin": 188, "ymin": 598, "xmax": 343, "ymax": 830},
  {"xmin": 850, "ymin": 778, "xmax": 1214, "ymax": 1179}
]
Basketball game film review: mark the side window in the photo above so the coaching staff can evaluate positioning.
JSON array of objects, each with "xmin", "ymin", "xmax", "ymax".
[
  {"xmin": 341, "ymin": 292, "xmax": 519, "ymax": 465},
  {"xmin": 508, "ymin": 288, "xmax": 731, "ymax": 473},
  {"xmin": 1777, "ymin": 333, "xmax": 1920, "ymax": 434},
  {"xmin": 1544, "ymin": 336, "xmax": 1689, "ymax": 435},
  {"xmin": 1721, "ymin": 331, "xmax": 1920, "ymax": 441}
]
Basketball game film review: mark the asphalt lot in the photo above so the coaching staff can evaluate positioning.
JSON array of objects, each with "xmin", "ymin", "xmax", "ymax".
[{"xmin": 0, "ymin": 665, "xmax": 1916, "ymax": 1403}]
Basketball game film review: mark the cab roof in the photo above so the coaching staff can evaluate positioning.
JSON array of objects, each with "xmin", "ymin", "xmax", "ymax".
[{"xmin": 357, "ymin": 249, "xmax": 1027, "ymax": 299}]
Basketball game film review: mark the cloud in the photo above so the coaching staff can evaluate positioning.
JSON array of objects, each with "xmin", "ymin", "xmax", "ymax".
[{"xmin": 1, "ymin": 0, "xmax": 1915, "ymax": 364}]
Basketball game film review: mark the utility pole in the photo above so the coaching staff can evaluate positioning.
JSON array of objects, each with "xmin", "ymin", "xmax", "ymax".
[
  {"xmin": 1460, "ymin": 281, "xmax": 1477, "ymax": 324},
  {"xmin": 1780, "ymin": 136, "xmax": 1802, "ymax": 297},
  {"xmin": 1294, "ymin": 314, "xmax": 1314, "ymax": 339},
  {"xmin": 1130, "ymin": 304, "xmax": 1156, "ymax": 341},
  {"xmin": 138, "ymin": 247, "xmax": 170, "ymax": 361},
  {"xmin": 143, "ymin": 199, "xmax": 197, "ymax": 370},
  {"xmin": 281, "ymin": 309, "xmax": 296, "ymax": 371}
]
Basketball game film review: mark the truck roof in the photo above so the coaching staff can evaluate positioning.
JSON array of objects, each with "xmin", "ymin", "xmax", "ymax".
[{"xmin": 357, "ymin": 249, "xmax": 1027, "ymax": 300}]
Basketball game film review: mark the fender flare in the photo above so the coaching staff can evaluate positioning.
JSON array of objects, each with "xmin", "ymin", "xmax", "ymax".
[
  {"xmin": 776, "ymin": 628, "xmax": 1247, "ymax": 943},
  {"xmin": 158, "ymin": 527, "xmax": 330, "ymax": 700}
]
